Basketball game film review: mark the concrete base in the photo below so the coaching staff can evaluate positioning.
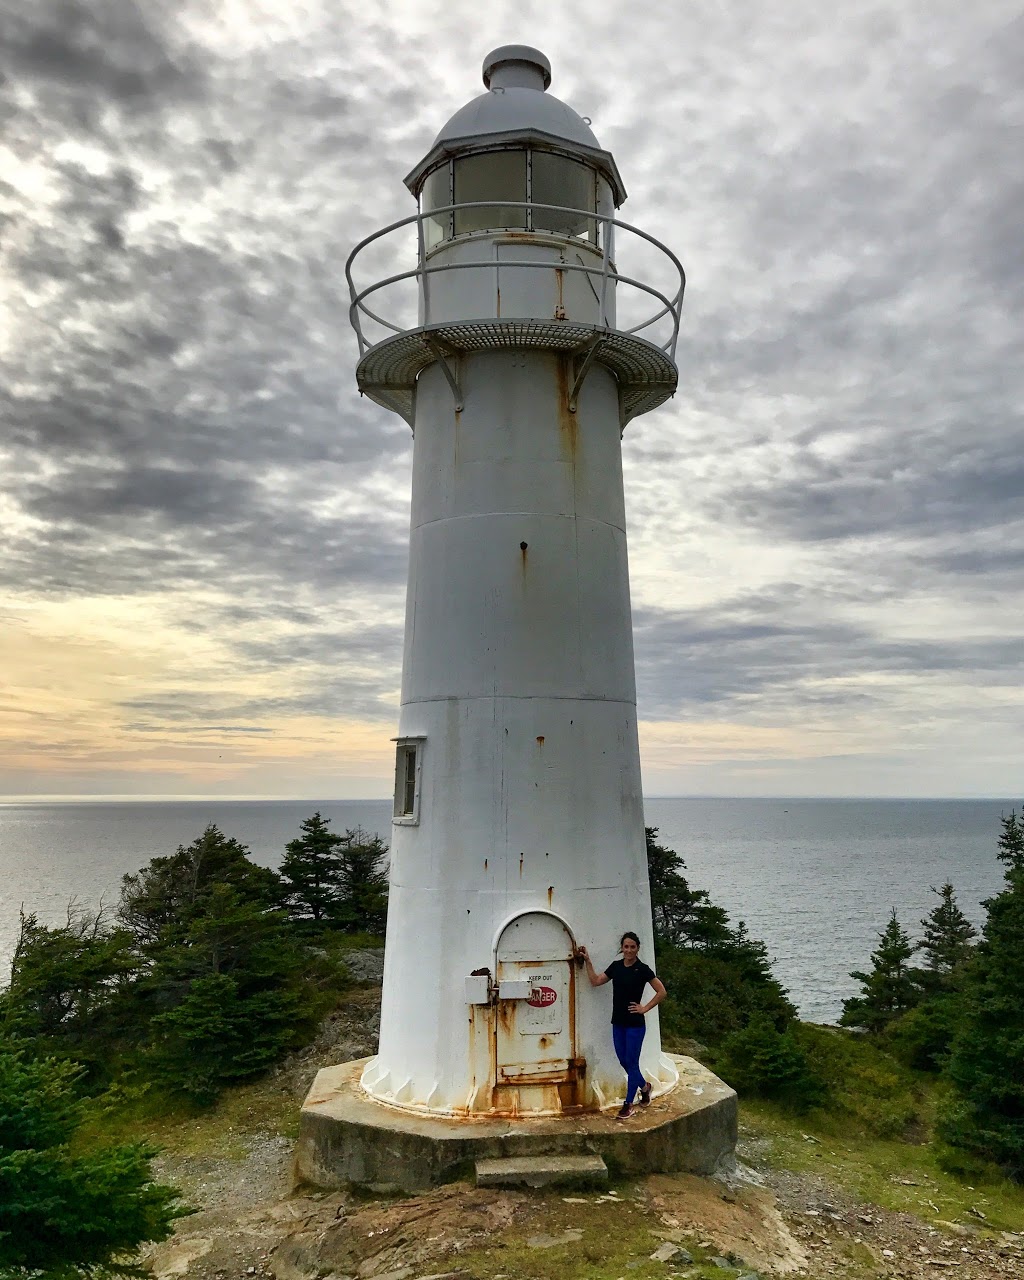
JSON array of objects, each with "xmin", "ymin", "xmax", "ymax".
[{"xmin": 295, "ymin": 1055, "xmax": 736, "ymax": 1192}]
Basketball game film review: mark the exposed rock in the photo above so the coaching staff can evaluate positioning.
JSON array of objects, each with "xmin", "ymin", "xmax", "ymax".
[
  {"xmin": 269, "ymin": 1234, "xmax": 322, "ymax": 1280},
  {"xmin": 148, "ymin": 1236, "xmax": 215, "ymax": 1278},
  {"xmin": 525, "ymin": 1229, "xmax": 584, "ymax": 1248},
  {"xmin": 650, "ymin": 1241, "xmax": 690, "ymax": 1263},
  {"xmin": 342, "ymin": 950, "xmax": 386, "ymax": 983}
]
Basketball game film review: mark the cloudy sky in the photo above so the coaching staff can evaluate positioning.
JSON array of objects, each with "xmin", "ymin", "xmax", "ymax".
[{"xmin": 1, "ymin": 0, "xmax": 1021, "ymax": 801}]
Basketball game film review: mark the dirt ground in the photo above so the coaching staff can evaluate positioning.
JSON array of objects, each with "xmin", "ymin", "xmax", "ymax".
[
  {"xmin": 144, "ymin": 1145, "xmax": 1024, "ymax": 1280},
  {"xmin": 141, "ymin": 969, "xmax": 1024, "ymax": 1280}
]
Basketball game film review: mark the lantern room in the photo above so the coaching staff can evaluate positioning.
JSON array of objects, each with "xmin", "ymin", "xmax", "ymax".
[
  {"xmin": 405, "ymin": 46, "xmax": 624, "ymax": 253},
  {"xmin": 346, "ymin": 44, "xmax": 684, "ymax": 428}
]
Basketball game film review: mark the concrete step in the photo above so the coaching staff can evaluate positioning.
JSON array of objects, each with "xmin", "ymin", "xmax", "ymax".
[{"xmin": 475, "ymin": 1153, "xmax": 608, "ymax": 1189}]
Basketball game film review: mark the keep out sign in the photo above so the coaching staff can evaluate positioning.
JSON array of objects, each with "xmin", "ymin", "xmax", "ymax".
[{"xmin": 528, "ymin": 986, "xmax": 557, "ymax": 1007}]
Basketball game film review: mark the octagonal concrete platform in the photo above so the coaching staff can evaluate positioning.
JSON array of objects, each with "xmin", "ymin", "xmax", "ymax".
[{"xmin": 295, "ymin": 1054, "xmax": 736, "ymax": 1192}]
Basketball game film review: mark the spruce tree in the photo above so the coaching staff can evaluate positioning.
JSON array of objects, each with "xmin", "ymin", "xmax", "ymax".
[
  {"xmin": 939, "ymin": 809, "xmax": 1024, "ymax": 1174},
  {"xmin": 997, "ymin": 808, "xmax": 1024, "ymax": 874},
  {"xmin": 116, "ymin": 828, "xmax": 318, "ymax": 1101},
  {"xmin": 279, "ymin": 812, "xmax": 348, "ymax": 927},
  {"xmin": 839, "ymin": 910, "xmax": 921, "ymax": 1033},
  {"xmin": 919, "ymin": 882, "xmax": 977, "ymax": 977},
  {"xmin": 884, "ymin": 885, "xmax": 975, "ymax": 1072},
  {"xmin": 646, "ymin": 827, "xmax": 732, "ymax": 949},
  {"xmin": 645, "ymin": 827, "xmax": 796, "ymax": 1043},
  {"xmin": 118, "ymin": 824, "xmax": 281, "ymax": 947},
  {"xmin": 336, "ymin": 827, "xmax": 390, "ymax": 935},
  {"xmin": 140, "ymin": 884, "xmax": 318, "ymax": 1100},
  {"xmin": 2, "ymin": 907, "xmax": 137, "ymax": 1047},
  {"xmin": 0, "ymin": 1050, "xmax": 184, "ymax": 1276}
]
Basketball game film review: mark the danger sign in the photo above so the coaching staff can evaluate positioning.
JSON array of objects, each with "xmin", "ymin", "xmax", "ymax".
[{"xmin": 528, "ymin": 986, "xmax": 557, "ymax": 1008}]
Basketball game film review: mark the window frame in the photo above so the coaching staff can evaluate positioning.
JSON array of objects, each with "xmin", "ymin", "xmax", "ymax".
[
  {"xmin": 392, "ymin": 736, "xmax": 425, "ymax": 825},
  {"xmin": 420, "ymin": 147, "xmax": 603, "ymax": 248}
]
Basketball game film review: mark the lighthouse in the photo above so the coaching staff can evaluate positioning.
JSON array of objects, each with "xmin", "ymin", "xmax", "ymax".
[{"xmin": 346, "ymin": 46, "xmax": 685, "ymax": 1116}]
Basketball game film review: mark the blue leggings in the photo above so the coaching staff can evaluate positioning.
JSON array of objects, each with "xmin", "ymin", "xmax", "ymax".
[{"xmin": 612, "ymin": 1023, "xmax": 647, "ymax": 1105}]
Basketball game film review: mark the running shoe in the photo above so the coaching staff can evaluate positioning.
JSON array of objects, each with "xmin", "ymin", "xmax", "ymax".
[
  {"xmin": 615, "ymin": 1104, "xmax": 635, "ymax": 1120},
  {"xmin": 638, "ymin": 1083, "xmax": 652, "ymax": 1107}
]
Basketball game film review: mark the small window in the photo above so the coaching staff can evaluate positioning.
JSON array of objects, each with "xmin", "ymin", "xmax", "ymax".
[
  {"xmin": 393, "ymin": 737, "xmax": 425, "ymax": 824},
  {"xmin": 454, "ymin": 151, "xmax": 527, "ymax": 235},
  {"xmin": 532, "ymin": 152, "xmax": 597, "ymax": 241},
  {"xmin": 422, "ymin": 164, "xmax": 451, "ymax": 250}
]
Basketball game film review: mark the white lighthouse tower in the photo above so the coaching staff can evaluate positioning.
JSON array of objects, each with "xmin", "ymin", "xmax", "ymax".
[{"xmin": 347, "ymin": 46, "xmax": 685, "ymax": 1117}]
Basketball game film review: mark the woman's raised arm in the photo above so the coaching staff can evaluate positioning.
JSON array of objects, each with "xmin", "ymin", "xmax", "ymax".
[{"xmin": 576, "ymin": 944, "xmax": 610, "ymax": 987}]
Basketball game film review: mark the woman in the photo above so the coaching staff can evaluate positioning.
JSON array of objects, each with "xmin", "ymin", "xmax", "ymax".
[{"xmin": 578, "ymin": 932, "xmax": 667, "ymax": 1119}]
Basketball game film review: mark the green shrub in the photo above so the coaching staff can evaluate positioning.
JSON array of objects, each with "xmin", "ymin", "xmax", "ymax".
[
  {"xmin": 883, "ymin": 996, "xmax": 960, "ymax": 1073},
  {"xmin": 715, "ymin": 1015, "xmax": 825, "ymax": 1111},
  {"xmin": 146, "ymin": 973, "xmax": 307, "ymax": 1105},
  {"xmin": 656, "ymin": 946, "xmax": 795, "ymax": 1048},
  {"xmin": 646, "ymin": 827, "xmax": 795, "ymax": 1048},
  {"xmin": 798, "ymin": 1024, "xmax": 921, "ymax": 1139}
]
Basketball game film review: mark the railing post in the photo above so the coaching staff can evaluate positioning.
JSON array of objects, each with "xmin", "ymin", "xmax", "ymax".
[
  {"xmin": 416, "ymin": 211, "xmax": 431, "ymax": 328},
  {"xmin": 599, "ymin": 213, "xmax": 611, "ymax": 328}
]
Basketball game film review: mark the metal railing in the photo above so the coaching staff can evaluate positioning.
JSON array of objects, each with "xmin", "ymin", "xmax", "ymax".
[{"xmin": 346, "ymin": 201, "xmax": 686, "ymax": 363}]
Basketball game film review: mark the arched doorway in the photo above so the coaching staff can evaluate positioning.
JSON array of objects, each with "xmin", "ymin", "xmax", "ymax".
[{"xmin": 493, "ymin": 911, "xmax": 584, "ymax": 1110}]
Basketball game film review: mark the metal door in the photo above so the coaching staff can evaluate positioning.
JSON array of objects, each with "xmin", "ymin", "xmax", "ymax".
[{"xmin": 494, "ymin": 912, "xmax": 577, "ymax": 1084}]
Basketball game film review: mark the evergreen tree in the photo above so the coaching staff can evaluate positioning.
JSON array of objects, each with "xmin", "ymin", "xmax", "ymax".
[
  {"xmin": 918, "ymin": 882, "xmax": 977, "ymax": 977},
  {"xmin": 118, "ymin": 825, "xmax": 280, "ymax": 949},
  {"xmin": 645, "ymin": 827, "xmax": 796, "ymax": 1044},
  {"xmin": 1, "ymin": 907, "xmax": 137, "ymax": 1049},
  {"xmin": 0, "ymin": 1049, "xmax": 184, "ymax": 1277},
  {"xmin": 147, "ymin": 971, "xmax": 306, "ymax": 1104},
  {"xmin": 279, "ymin": 812, "xmax": 347, "ymax": 927},
  {"xmin": 115, "ymin": 831, "xmax": 320, "ymax": 1101},
  {"xmin": 839, "ymin": 910, "xmax": 921, "ymax": 1033},
  {"xmin": 997, "ymin": 808, "xmax": 1024, "ymax": 875},
  {"xmin": 336, "ymin": 827, "xmax": 390, "ymax": 935},
  {"xmin": 138, "ymin": 884, "xmax": 318, "ymax": 1100},
  {"xmin": 939, "ymin": 809, "xmax": 1024, "ymax": 1174},
  {"xmin": 881, "ymin": 885, "xmax": 976, "ymax": 1072},
  {"xmin": 716, "ymin": 1014, "xmax": 825, "ymax": 1111},
  {"xmin": 646, "ymin": 827, "xmax": 733, "ymax": 950}
]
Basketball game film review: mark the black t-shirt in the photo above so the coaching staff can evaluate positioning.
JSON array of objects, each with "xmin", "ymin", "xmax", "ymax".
[{"xmin": 604, "ymin": 958, "xmax": 656, "ymax": 1028}]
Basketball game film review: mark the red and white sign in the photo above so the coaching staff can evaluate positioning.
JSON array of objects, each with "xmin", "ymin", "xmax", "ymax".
[{"xmin": 528, "ymin": 985, "xmax": 557, "ymax": 1008}]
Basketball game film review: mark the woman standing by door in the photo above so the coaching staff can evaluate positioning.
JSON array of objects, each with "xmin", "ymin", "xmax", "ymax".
[{"xmin": 578, "ymin": 932, "xmax": 667, "ymax": 1119}]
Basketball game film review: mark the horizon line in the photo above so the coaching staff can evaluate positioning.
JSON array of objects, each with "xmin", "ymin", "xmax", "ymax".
[{"xmin": 1, "ymin": 792, "xmax": 1018, "ymax": 806}]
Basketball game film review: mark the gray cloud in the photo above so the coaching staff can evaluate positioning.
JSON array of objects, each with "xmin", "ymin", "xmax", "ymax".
[
  {"xmin": 0, "ymin": 0, "xmax": 203, "ymax": 107},
  {"xmin": 634, "ymin": 586, "xmax": 1024, "ymax": 722},
  {"xmin": 1, "ymin": 0, "xmax": 1021, "ymax": 788}
]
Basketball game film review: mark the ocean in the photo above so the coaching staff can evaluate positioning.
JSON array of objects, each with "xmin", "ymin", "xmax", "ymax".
[{"xmin": 0, "ymin": 797, "xmax": 1014, "ymax": 1024}]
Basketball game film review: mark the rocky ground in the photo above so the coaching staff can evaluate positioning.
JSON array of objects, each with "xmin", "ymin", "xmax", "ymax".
[{"xmin": 140, "ymin": 957, "xmax": 1023, "ymax": 1280}]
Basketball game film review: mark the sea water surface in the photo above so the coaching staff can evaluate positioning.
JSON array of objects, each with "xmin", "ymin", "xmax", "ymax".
[{"xmin": 0, "ymin": 797, "xmax": 1013, "ymax": 1023}]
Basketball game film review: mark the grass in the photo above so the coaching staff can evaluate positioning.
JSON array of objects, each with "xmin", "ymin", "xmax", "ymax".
[
  {"xmin": 64, "ymin": 998, "xmax": 1024, "ymax": 1274},
  {"xmin": 451, "ymin": 1190, "xmax": 750, "ymax": 1280},
  {"xmin": 741, "ymin": 1096, "xmax": 1024, "ymax": 1235},
  {"xmin": 73, "ymin": 1067, "xmax": 301, "ymax": 1159}
]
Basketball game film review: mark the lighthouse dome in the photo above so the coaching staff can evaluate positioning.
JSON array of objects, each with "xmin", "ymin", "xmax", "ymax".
[
  {"xmin": 433, "ymin": 87, "xmax": 600, "ymax": 152},
  {"xmin": 433, "ymin": 45, "xmax": 601, "ymax": 152},
  {"xmin": 404, "ymin": 46, "xmax": 626, "ymax": 205}
]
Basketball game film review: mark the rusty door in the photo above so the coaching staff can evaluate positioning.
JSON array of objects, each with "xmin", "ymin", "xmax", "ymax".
[{"xmin": 494, "ymin": 912, "xmax": 577, "ymax": 1086}]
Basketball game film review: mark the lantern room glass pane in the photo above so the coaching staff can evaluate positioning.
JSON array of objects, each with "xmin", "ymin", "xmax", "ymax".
[
  {"xmin": 422, "ymin": 164, "xmax": 451, "ymax": 249},
  {"xmin": 531, "ymin": 152, "xmax": 597, "ymax": 241},
  {"xmin": 453, "ymin": 151, "xmax": 527, "ymax": 234}
]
